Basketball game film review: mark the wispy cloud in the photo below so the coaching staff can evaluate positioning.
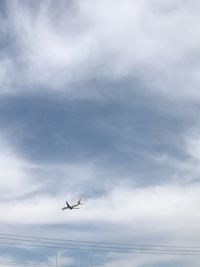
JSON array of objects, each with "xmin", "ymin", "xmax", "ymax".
[
  {"xmin": 0, "ymin": 0, "xmax": 200, "ymax": 98},
  {"xmin": 0, "ymin": 134, "xmax": 38, "ymax": 200},
  {"xmin": 1, "ymin": 1, "xmax": 200, "ymax": 267}
]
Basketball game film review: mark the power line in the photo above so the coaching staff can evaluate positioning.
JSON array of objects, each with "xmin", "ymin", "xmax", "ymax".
[
  {"xmin": 1, "ymin": 236, "xmax": 198, "ymax": 253},
  {"xmin": 0, "ymin": 260, "xmax": 55, "ymax": 267},
  {"xmin": 0, "ymin": 236, "xmax": 200, "ymax": 256},
  {"xmin": 2, "ymin": 240, "xmax": 200, "ymax": 256},
  {"xmin": 1, "ymin": 237, "xmax": 200, "ymax": 255},
  {"xmin": 0, "ymin": 237, "xmax": 198, "ymax": 255},
  {"xmin": 0, "ymin": 233, "xmax": 199, "ymax": 250}
]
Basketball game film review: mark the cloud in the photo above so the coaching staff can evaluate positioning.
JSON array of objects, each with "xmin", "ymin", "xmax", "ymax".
[
  {"xmin": 0, "ymin": 134, "xmax": 39, "ymax": 200},
  {"xmin": 0, "ymin": 252, "xmax": 75, "ymax": 267},
  {"xmin": 0, "ymin": 0, "xmax": 199, "ymax": 99},
  {"xmin": 4, "ymin": 0, "xmax": 94, "ymax": 92},
  {"xmin": 1, "ymin": 2, "xmax": 200, "ymax": 266},
  {"xmin": 1, "ymin": 182, "xmax": 200, "ymax": 241},
  {"xmin": 100, "ymin": 253, "xmax": 199, "ymax": 267},
  {"xmin": 0, "ymin": 58, "xmax": 12, "ymax": 94},
  {"xmin": 46, "ymin": 252, "xmax": 75, "ymax": 267},
  {"xmin": 184, "ymin": 130, "xmax": 200, "ymax": 162},
  {"xmin": 1, "ymin": 183, "xmax": 200, "ymax": 266},
  {"xmin": 76, "ymin": 0, "xmax": 200, "ymax": 99}
]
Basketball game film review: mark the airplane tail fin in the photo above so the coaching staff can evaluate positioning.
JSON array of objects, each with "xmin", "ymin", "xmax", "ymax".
[{"xmin": 78, "ymin": 198, "xmax": 83, "ymax": 205}]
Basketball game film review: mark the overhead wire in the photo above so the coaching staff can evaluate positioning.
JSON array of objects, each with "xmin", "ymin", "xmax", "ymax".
[
  {"xmin": 0, "ymin": 257, "xmax": 55, "ymax": 267},
  {"xmin": 0, "ymin": 261, "xmax": 54, "ymax": 267},
  {"xmin": 0, "ymin": 233, "xmax": 200, "ymax": 256},
  {"xmin": 0, "ymin": 233, "xmax": 199, "ymax": 249}
]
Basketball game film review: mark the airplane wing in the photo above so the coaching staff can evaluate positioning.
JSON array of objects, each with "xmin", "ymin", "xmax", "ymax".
[{"xmin": 66, "ymin": 201, "xmax": 72, "ymax": 209}]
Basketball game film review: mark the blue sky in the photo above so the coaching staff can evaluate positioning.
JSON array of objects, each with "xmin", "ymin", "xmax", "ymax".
[{"xmin": 1, "ymin": 0, "xmax": 200, "ymax": 266}]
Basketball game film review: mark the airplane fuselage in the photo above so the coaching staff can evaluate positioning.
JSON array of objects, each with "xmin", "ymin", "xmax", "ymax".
[{"xmin": 62, "ymin": 199, "xmax": 83, "ymax": 211}]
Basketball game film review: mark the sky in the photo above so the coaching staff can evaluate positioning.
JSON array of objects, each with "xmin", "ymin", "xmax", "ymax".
[{"xmin": 1, "ymin": 0, "xmax": 200, "ymax": 266}]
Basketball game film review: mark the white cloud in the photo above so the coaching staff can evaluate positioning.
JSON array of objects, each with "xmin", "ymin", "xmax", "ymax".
[
  {"xmin": 1, "ymin": 183, "xmax": 200, "ymax": 242},
  {"xmin": 0, "ymin": 135, "xmax": 38, "ymax": 199},
  {"xmin": 0, "ymin": 130, "xmax": 198, "ymax": 243},
  {"xmin": 1, "ymin": 2, "xmax": 200, "ymax": 266},
  {"xmin": 76, "ymin": 0, "xmax": 200, "ymax": 98},
  {"xmin": 1, "ymin": 0, "xmax": 200, "ymax": 99},
  {"xmin": 5, "ymin": 0, "xmax": 94, "ymax": 91},
  {"xmin": 1, "ymin": 184, "xmax": 200, "ymax": 266}
]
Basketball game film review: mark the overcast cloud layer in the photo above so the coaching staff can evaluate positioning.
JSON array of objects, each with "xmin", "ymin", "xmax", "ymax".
[{"xmin": 1, "ymin": 0, "xmax": 200, "ymax": 266}]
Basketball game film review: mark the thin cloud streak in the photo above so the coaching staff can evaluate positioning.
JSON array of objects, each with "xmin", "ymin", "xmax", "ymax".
[{"xmin": 0, "ymin": 0, "xmax": 200, "ymax": 98}]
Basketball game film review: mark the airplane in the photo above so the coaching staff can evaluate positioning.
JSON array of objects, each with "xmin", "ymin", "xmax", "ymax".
[{"xmin": 62, "ymin": 199, "xmax": 83, "ymax": 210}]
